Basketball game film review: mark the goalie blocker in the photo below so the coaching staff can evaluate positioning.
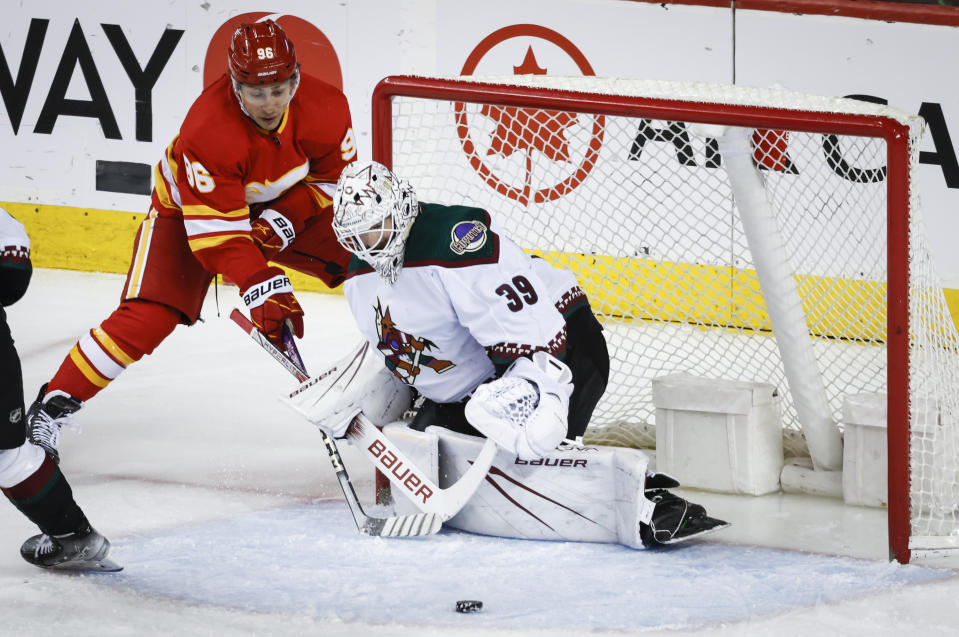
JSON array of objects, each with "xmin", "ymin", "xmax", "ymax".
[{"xmin": 385, "ymin": 424, "xmax": 729, "ymax": 548}]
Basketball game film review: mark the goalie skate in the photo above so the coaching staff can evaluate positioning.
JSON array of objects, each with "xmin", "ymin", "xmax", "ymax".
[
  {"xmin": 20, "ymin": 527, "xmax": 122, "ymax": 572},
  {"xmin": 640, "ymin": 490, "xmax": 730, "ymax": 546}
]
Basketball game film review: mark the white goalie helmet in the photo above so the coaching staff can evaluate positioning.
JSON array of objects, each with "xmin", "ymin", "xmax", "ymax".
[{"xmin": 332, "ymin": 160, "xmax": 419, "ymax": 284}]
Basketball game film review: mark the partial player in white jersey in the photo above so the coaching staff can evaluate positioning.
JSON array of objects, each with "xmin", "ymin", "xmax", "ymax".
[
  {"xmin": 293, "ymin": 160, "xmax": 728, "ymax": 547},
  {"xmin": 0, "ymin": 208, "xmax": 117, "ymax": 571}
]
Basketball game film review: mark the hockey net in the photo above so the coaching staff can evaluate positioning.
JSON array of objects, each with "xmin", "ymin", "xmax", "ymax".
[{"xmin": 371, "ymin": 74, "xmax": 959, "ymax": 562}]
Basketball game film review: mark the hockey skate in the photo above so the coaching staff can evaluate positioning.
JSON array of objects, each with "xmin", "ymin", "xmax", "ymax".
[
  {"xmin": 20, "ymin": 526, "xmax": 121, "ymax": 572},
  {"xmin": 644, "ymin": 471, "xmax": 681, "ymax": 491},
  {"xmin": 26, "ymin": 383, "xmax": 82, "ymax": 464},
  {"xmin": 640, "ymin": 489, "xmax": 729, "ymax": 547}
]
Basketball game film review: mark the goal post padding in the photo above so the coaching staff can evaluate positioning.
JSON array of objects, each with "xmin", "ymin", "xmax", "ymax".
[{"xmin": 370, "ymin": 74, "xmax": 959, "ymax": 564}]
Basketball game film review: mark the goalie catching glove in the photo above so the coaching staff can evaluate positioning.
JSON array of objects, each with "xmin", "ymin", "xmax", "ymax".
[
  {"xmin": 464, "ymin": 351, "xmax": 573, "ymax": 460},
  {"xmin": 280, "ymin": 341, "xmax": 413, "ymax": 438},
  {"xmin": 241, "ymin": 266, "xmax": 304, "ymax": 346}
]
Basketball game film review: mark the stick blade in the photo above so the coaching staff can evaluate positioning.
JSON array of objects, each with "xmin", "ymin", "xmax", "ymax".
[
  {"xmin": 45, "ymin": 557, "xmax": 124, "ymax": 573},
  {"xmin": 362, "ymin": 512, "xmax": 443, "ymax": 537}
]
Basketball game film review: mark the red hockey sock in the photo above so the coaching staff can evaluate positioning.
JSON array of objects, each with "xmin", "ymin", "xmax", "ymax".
[{"xmin": 46, "ymin": 300, "xmax": 181, "ymax": 402}]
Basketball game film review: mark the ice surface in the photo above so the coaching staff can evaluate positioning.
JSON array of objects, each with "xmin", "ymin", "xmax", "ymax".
[
  {"xmin": 2, "ymin": 269, "xmax": 958, "ymax": 637},
  {"xmin": 100, "ymin": 503, "xmax": 948, "ymax": 632}
]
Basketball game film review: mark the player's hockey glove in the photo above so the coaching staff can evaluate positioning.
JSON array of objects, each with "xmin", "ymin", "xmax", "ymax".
[
  {"xmin": 251, "ymin": 209, "xmax": 295, "ymax": 261},
  {"xmin": 241, "ymin": 266, "xmax": 304, "ymax": 346}
]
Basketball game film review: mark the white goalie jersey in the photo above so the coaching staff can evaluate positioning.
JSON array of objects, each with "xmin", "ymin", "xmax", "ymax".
[{"xmin": 342, "ymin": 202, "xmax": 589, "ymax": 403}]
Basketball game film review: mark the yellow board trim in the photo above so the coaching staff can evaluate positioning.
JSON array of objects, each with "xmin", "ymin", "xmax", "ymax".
[
  {"xmin": 6, "ymin": 201, "xmax": 959, "ymax": 328},
  {"xmin": 4, "ymin": 201, "xmax": 335, "ymax": 294},
  {"xmin": 534, "ymin": 250, "xmax": 939, "ymax": 344}
]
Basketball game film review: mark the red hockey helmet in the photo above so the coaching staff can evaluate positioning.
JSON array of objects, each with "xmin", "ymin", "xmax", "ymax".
[{"xmin": 228, "ymin": 19, "xmax": 297, "ymax": 85}]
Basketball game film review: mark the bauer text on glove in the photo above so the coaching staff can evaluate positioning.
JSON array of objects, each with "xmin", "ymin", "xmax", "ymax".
[{"xmin": 241, "ymin": 266, "xmax": 304, "ymax": 345}]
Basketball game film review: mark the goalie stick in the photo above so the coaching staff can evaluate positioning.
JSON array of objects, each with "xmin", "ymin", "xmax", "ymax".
[
  {"xmin": 230, "ymin": 308, "xmax": 498, "ymax": 521},
  {"xmin": 230, "ymin": 309, "xmax": 441, "ymax": 537}
]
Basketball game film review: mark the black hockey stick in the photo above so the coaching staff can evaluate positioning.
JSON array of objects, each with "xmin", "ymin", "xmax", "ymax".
[{"xmin": 230, "ymin": 309, "xmax": 441, "ymax": 537}]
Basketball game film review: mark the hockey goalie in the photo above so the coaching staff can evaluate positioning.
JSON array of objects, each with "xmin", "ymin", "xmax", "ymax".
[{"xmin": 282, "ymin": 160, "xmax": 729, "ymax": 548}]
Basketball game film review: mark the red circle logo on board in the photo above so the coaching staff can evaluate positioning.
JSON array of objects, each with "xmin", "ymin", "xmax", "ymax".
[
  {"xmin": 204, "ymin": 13, "xmax": 343, "ymax": 90},
  {"xmin": 455, "ymin": 24, "xmax": 604, "ymax": 205}
]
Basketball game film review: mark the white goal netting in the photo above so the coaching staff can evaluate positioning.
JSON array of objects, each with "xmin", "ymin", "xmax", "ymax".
[{"xmin": 376, "ymin": 75, "xmax": 959, "ymax": 557}]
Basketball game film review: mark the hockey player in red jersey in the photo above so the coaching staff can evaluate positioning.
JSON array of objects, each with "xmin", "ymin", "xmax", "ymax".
[{"xmin": 17, "ymin": 19, "xmax": 355, "ymax": 569}]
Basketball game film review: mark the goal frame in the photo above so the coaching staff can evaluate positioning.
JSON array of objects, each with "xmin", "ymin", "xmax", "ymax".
[{"xmin": 370, "ymin": 74, "xmax": 913, "ymax": 563}]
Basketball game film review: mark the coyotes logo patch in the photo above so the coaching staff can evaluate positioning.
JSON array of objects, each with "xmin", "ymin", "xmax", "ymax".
[{"xmin": 375, "ymin": 301, "xmax": 454, "ymax": 383}]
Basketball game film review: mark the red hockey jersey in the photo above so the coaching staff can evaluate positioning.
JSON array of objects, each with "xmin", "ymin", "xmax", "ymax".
[{"xmin": 152, "ymin": 72, "xmax": 356, "ymax": 285}]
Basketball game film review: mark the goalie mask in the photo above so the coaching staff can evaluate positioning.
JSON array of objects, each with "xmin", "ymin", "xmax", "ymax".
[{"xmin": 332, "ymin": 161, "xmax": 419, "ymax": 284}]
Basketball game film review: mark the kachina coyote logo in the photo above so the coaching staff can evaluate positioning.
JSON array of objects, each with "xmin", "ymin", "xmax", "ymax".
[
  {"xmin": 456, "ymin": 25, "xmax": 604, "ymax": 205},
  {"xmin": 375, "ymin": 301, "xmax": 454, "ymax": 383}
]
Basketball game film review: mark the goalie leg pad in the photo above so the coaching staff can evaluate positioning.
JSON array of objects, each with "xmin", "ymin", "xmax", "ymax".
[
  {"xmin": 381, "ymin": 423, "xmax": 440, "ymax": 516},
  {"xmin": 434, "ymin": 427, "xmax": 659, "ymax": 548},
  {"xmin": 361, "ymin": 368, "xmax": 414, "ymax": 426}
]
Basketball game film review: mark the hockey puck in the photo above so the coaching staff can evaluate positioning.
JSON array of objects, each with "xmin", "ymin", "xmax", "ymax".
[{"xmin": 455, "ymin": 600, "xmax": 483, "ymax": 613}]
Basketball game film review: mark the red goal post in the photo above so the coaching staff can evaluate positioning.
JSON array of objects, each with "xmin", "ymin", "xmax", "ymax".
[{"xmin": 370, "ymin": 74, "xmax": 959, "ymax": 564}]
